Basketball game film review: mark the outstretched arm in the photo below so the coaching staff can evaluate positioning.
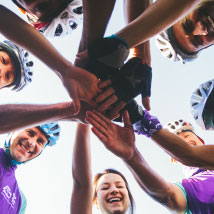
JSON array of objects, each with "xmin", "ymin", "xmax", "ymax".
[
  {"xmin": 0, "ymin": 101, "xmax": 92, "ymax": 134},
  {"xmin": 133, "ymin": 110, "xmax": 214, "ymax": 170},
  {"xmin": 0, "ymin": 5, "xmax": 100, "ymax": 113},
  {"xmin": 152, "ymin": 129, "xmax": 214, "ymax": 170},
  {"xmin": 85, "ymin": 110, "xmax": 187, "ymax": 213},
  {"xmin": 116, "ymin": 0, "xmax": 202, "ymax": 47},
  {"xmin": 71, "ymin": 123, "xmax": 92, "ymax": 214}
]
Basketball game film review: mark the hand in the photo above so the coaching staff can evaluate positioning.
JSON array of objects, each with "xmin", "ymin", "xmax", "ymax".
[
  {"xmin": 95, "ymin": 79, "xmax": 126, "ymax": 119},
  {"xmin": 60, "ymin": 65, "xmax": 101, "ymax": 114},
  {"xmin": 95, "ymin": 79, "xmax": 150, "ymax": 120},
  {"xmin": 64, "ymin": 101, "xmax": 93, "ymax": 124},
  {"xmin": 85, "ymin": 110, "xmax": 136, "ymax": 160}
]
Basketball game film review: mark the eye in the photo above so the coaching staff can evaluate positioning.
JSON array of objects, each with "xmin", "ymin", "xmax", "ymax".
[
  {"xmin": 2, "ymin": 56, "xmax": 6, "ymax": 64},
  {"xmin": 101, "ymin": 187, "xmax": 109, "ymax": 190},
  {"xmin": 27, "ymin": 130, "xmax": 35, "ymax": 137},
  {"xmin": 117, "ymin": 185, "xmax": 124, "ymax": 189},
  {"xmin": 37, "ymin": 138, "xmax": 45, "ymax": 145},
  {"xmin": 5, "ymin": 73, "xmax": 10, "ymax": 81}
]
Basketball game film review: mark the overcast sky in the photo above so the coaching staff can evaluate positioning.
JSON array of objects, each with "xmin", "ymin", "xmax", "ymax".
[{"xmin": 1, "ymin": 1, "xmax": 214, "ymax": 214}]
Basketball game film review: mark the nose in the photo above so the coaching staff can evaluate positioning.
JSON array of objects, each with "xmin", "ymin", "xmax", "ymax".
[
  {"xmin": 27, "ymin": 137, "xmax": 37, "ymax": 147},
  {"xmin": 193, "ymin": 21, "xmax": 208, "ymax": 35},
  {"xmin": 110, "ymin": 186, "xmax": 119, "ymax": 194}
]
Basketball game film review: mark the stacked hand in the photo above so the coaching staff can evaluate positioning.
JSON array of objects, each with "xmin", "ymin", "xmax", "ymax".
[
  {"xmin": 60, "ymin": 65, "xmax": 101, "ymax": 114},
  {"xmin": 86, "ymin": 110, "xmax": 136, "ymax": 161}
]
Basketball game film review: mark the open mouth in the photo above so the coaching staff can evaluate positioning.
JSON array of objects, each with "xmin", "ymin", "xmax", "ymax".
[
  {"xmin": 19, "ymin": 140, "xmax": 34, "ymax": 154},
  {"xmin": 107, "ymin": 197, "xmax": 122, "ymax": 203}
]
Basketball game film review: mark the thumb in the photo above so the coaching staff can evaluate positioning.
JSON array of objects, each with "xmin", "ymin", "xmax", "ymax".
[
  {"xmin": 71, "ymin": 89, "xmax": 81, "ymax": 114},
  {"xmin": 142, "ymin": 96, "xmax": 151, "ymax": 111},
  {"xmin": 122, "ymin": 110, "xmax": 132, "ymax": 128},
  {"xmin": 76, "ymin": 50, "xmax": 88, "ymax": 60}
]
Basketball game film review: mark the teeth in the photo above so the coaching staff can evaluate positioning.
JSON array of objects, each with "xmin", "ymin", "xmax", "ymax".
[
  {"xmin": 20, "ymin": 144, "xmax": 32, "ymax": 154},
  {"xmin": 108, "ymin": 198, "xmax": 121, "ymax": 203},
  {"xmin": 207, "ymin": 16, "xmax": 214, "ymax": 29}
]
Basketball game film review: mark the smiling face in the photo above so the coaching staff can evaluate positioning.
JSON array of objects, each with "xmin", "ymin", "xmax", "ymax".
[
  {"xmin": 178, "ymin": 131, "xmax": 204, "ymax": 146},
  {"xmin": 0, "ymin": 50, "xmax": 15, "ymax": 89},
  {"xmin": 9, "ymin": 127, "xmax": 48, "ymax": 163},
  {"xmin": 172, "ymin": 1, "xmax": 214, "ymax": 53},
  {"xmin": 16, "ymin": 0, "xmax": 71, "ymax": 22},
  {"xmin": 95, "ymin": 173, "xmax": 130, "ymax": 214}
]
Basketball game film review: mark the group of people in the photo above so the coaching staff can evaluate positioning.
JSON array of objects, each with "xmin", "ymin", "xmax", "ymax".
[{"xmin": 0, "ymin": 0, "xmax": 214, "ymax": 213}]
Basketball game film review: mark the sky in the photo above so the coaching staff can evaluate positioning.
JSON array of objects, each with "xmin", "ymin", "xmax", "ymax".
[{"xmin": 1, "ymin": 1, "xmax": 214, "ymax": 214}]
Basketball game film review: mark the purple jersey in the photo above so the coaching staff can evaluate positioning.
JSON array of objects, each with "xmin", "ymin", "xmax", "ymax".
[
  {"xmin": 182, "ymin": 168, "xmax": 214, "ymax": 214},
  {"xmin": 0, "ymin": 148, "xmax": 22, "ymax": 214}
]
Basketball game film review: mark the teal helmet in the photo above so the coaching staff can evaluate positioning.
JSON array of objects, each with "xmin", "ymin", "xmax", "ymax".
[{"xmin": 4, "ymin": 122, "xmax": 60, "ymax": 165}]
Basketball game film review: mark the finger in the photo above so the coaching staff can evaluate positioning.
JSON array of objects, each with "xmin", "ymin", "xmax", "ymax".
[
  {"xmin": 142, "ymin": 96, "xmax": 151, "ymax": 111},
  {"xmin": 92, "ymin": 110, "xmax": 112, "ymax": 125},
  {"xmin": 76, "ymin": 50, "xmax": 88, "ymax": 59},
  {"xmin": 97, "ymin": 95, "xmax": 118, "ymax": 112},
  {"xmin": 110, "ymin": 113, "xmax": 120, "ymax": 120},
  {"xmin": 91, "ymin": 127, "xmax": 108, "ymax": 144},
  {"xmin": 86, "ymin": 111, "xmax": 109, "ymax": 129},
  {"xmin": 95, "ymin": 87, "xmax": 115, "ymax": 103},
  {"xmin": 71, "ymin": 88, "xmax": 80, "ymax": 115},
  {"xmin": 122, "ymin": 110, "xmax": 132, "ymax": 128},
  {"xmin": 99, "ymin": 79, "xmax": 112, "ymax": 89},
  {"xmin": 108, "ymin": 101, "xmax": 126, "ymax": 120}
]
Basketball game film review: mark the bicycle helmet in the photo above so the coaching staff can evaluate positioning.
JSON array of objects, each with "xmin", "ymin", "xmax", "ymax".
[
  {"xmin": 0, "ymin": 40, "xmax": 33, "ymax": 91},
  {"xmin": 156, "ymin": 26, "xmax": 198, "ymax": 63},
  {"xmin": 4, "ymin": 122, "xmax": 60, "ymax": 165},
  {"xmin": 14, "ymin": 0, "xmax": 83, "ymax": 38},
  {"xmin": 191, "ymin": 79, "xmax": 214, "ymax": 130},
  {"xmin": 164, "ymin": 119, "xmax": 194, "ymax": 135}
]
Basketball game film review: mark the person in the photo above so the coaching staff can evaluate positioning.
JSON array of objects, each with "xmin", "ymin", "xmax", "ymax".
[
  {"xmin": 0, "ymin": 122, "xmax": 60, "ymax": 214},
  {"xmin": 85, "ymin": 110, "xmax": 214, "ymax": 214},
  {"xmin": 70, "ymin": 122, "xmax": 135, "ymax": 214},
  {"xmin": 12, "ymin": 0, "xmax": 83, "ymax": 38},
  {"xmin": 0, "ymin": 5, "xmax": 100, "ymax": 114},
  {"xmin": 156, "ymin": 0, "xmax": 214, "ymax": 63},
  {"xmin": 0, "ymin": 40, "xmax": 33, "ymax": 91}
]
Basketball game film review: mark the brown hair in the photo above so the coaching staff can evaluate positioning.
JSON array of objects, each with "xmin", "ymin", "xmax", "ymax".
[{"xmin": 93, "ymin": 168, "xmax": 135, "ymax": 214}]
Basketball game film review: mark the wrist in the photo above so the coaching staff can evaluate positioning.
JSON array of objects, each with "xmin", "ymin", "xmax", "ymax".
[
  {"xmin": 55, "ymin": 60, "xmax": 75, "ymax": 79},
  {"xmin": 124, "ymin": 148, "xmax": 141, "ymax": 165}
]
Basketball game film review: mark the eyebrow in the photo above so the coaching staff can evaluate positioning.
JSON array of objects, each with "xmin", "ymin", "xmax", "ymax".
[{"xmin": 102, "ymin": 181, "xmax": 123, "ymax": 185}]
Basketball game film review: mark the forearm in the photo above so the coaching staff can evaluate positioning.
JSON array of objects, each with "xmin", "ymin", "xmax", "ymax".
[
  {"xmin": 72, "ymin": 124, "xmax": 92, "ymax": 188},
  {"xmin": 124, "ymin": 0, "xmax": 151, "ymax": 66},
  {"xmin": 125, "ymin": 149, "xmax": 173, "ymax": 203},
  {"xmin": 117, "ymin": 0, "xmax": 202, "ymax": 47},
  {"xmin": 0, "ymin": 102, "xmax": 73, "ymax": 133},
  {"xmin": 78, "ymin": 0, "xmax": 116, "ymax": 52},
  {"xmin": 0, "ymin": 5, "xmax": 75, "ymax": 77},
  {"xmin": 152, "ymin": 129, "xmax": 214, "ymax": 169},
  {"xmin": 71, "ymin": 123, "xmax": 92, "ymax": 214}
]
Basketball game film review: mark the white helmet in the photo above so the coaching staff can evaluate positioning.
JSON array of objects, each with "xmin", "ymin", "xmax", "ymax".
[
  {"xmin": 191, "ymin": 79, "xmax": 214, "ymax": 130},
  {"xmin": 156, "ymin": 27, "xmax": 198, "ymax": 63},
  {"xmin": 164, "ymin": 119, "xmax": 194, "ymax": 135},
  {"xmin": 0, "ymin": 40, "xmax": 33, "ymax": 91},
  {"xmin": 26, "ymin": 0, "xmax": 83, "ymax": 38}
]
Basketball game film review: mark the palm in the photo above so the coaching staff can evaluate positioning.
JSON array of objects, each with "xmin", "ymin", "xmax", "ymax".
[
  {"xmin": 86, "ymin": 110, "xmax": 136, "ymax": 161},
  {"xmin": 104, "ymin": 123, "xmax": 135, "ymax": 160}
]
